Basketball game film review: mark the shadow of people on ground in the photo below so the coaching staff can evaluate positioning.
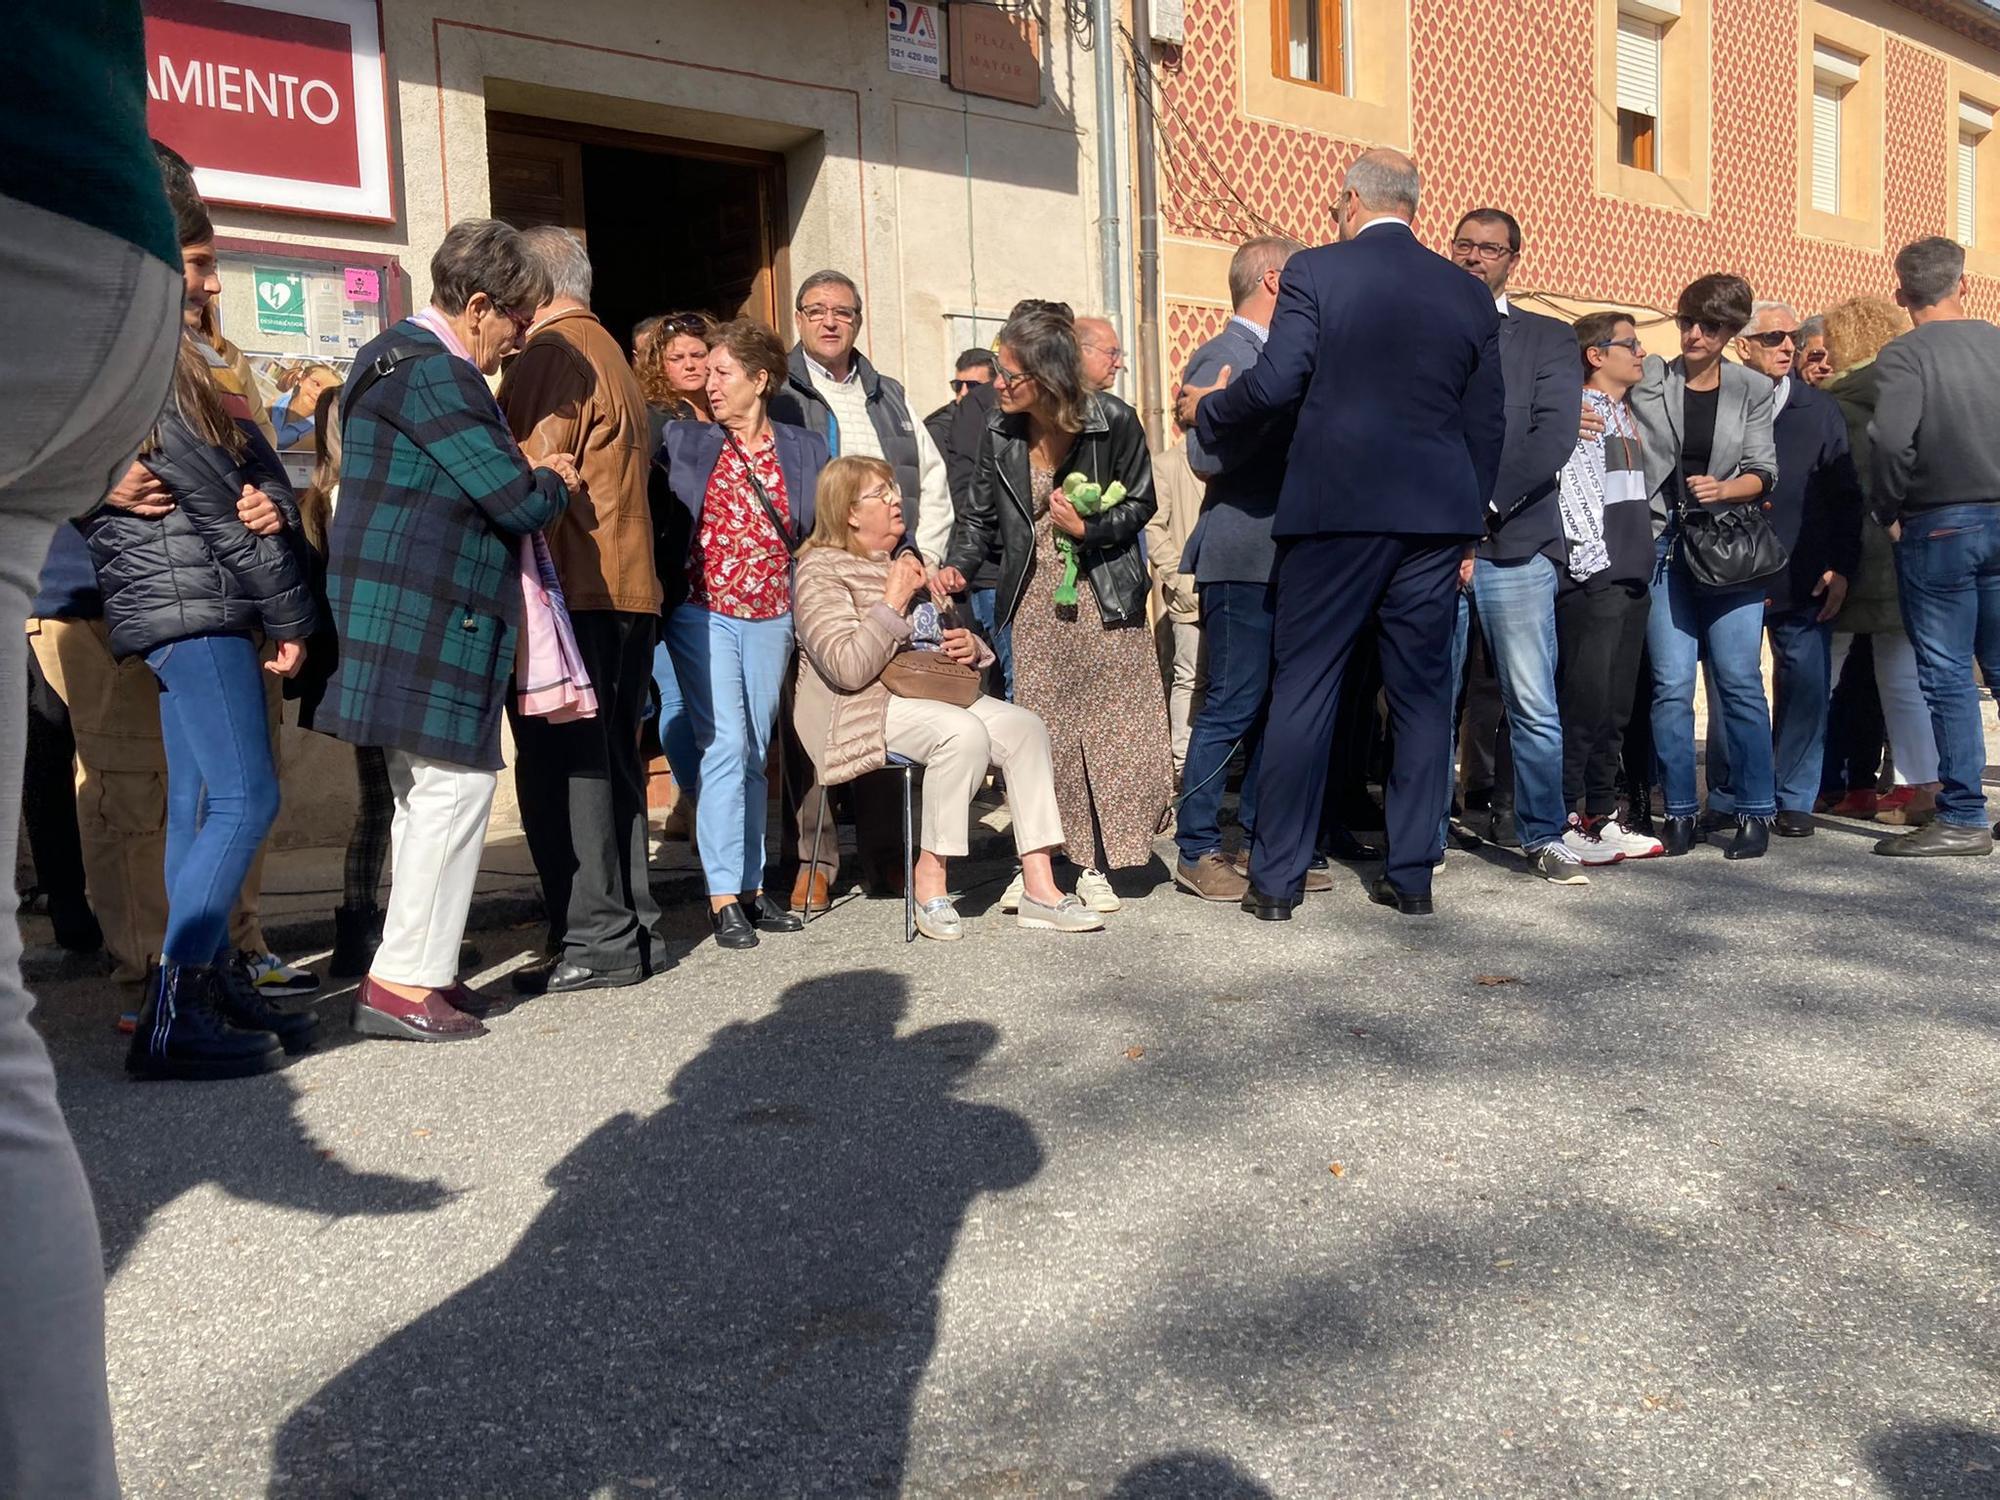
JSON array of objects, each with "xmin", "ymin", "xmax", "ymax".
[
  {"xmin": 1107, "ymin": 1451, "xmax": 1279, "ymax": 1499},
  {"xmin": 269, "ymin": 970, "xmax": 1041, "ymax": 1498},
  {"xmin": 1870, "ymin": 1424, "xmax": 2000, "ymax": 1499}
]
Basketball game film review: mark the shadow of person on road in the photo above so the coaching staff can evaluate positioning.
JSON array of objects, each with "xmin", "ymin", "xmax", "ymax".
[
  {"xmin": 1870, "ymin": 1423, "xmax": 2000, "ymax": 1498},
  {"xmin": 1107, "ymin": 1451, "xmax": 1278, "ymax": 1499},
  {"xmin": 268, "ymin": 969, "xmax": 1041, "ymax": 1498}
]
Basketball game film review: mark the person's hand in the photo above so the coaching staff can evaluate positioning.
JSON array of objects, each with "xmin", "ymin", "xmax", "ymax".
[
  {"xmin": 1888, "ymin": 520, "xmax": 1903, "ymax": 543},
  {"xmin": 264, "ymin": 640, "xmax": 307, "ymax": 679},
  {"xmin": 882, "ymin": 552, "xmax": 928, "ymax": 611},
  {"xmin": 1048, "ymin": 489, "xmax": 1087, "ymax": 539},
  {"xmin": 1686, "ymin": 474, "xmax": 1727, "ymax": 505},
  {"xmin": 1579, "ymin": 402, "xmax": 1606, "ymax": 440},
  {"xmin": 939, "ymin": 627, "xmax": 982, "ymax": 667},
  {"xmin": 1813, "ymin": 570, "xmax": 1849, "ymax": 622},
  {"xmin": 104, "ymin": 462, "xmax": 175, "ymax": 518},
  {"xmin": 927, "ymin": 565, "xmax": 966, "ymax": 604},
  {"xmin": 1458, "ymin": 546, "xmax": 1476, "ymax": 592},
  {"xmin": 1172, "ymin": 365, "xmax": 1231, "ymax": 430},
  {"xmin": 542, "ymin": 454, "xmax": 583, "ymax": 492},
  {"xmin": 237, "ymin": 484, "xmax": 284, "ymax": 536}
]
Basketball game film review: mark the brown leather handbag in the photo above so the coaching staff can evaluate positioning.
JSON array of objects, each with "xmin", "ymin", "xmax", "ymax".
[{"xmin": 879, "ymin": 649, "xmax": 982, "ymax": 708}]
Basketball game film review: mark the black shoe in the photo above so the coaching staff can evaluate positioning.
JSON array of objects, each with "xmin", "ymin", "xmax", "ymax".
[
  {"xmin": 1368, "ymin": 876, "xmax": 1433, "ymax": 916},
  {"xmin": 1698, "ymin": 807, "xmax": 1737, "ymax": 836},
  {"xmin": 1486, "ymin": 809, "xmax": 1518, "ymax": 848},
  {"xmin": 1625, "ymin": 795, "xmax": 1657, "ymax": 835},
  {"xmin": 711, "ymin": 902, "xmax": 760, "ymax": 949},
  {"xmin": 1240, "ymin": 884, "xmax": 1295, "ymax": 922},
  {"xmin": 1660, "ymin": 815, "xmax": 1696, "ymax": 857},
  {"xmin": 1724, "ymin": 816, "xmax": 1770, "ymax": 861},
  {"xmin": 217, "ymin": 954, "xmax": 321, "ymax": 1055},
  {"xmin": 47, "ymin": 895, "xmax": 104, "ymax": 955},
  {"xmin": 1321, "ymin": 824, "xmax": 1381, "ymax": 862},
  {"xmin": 329, "ymin": 904, "xmax": 382, "ymax": 979},
  {"xmin": 1773, "ymin": 810, "xmax": 1816, "ymax": 838},
  {"xmin": 740, "ymin": 891, "xmax": 803, "ymax": 934},
  {"xmin": 509, "ymin": 956, "xmax": 646, "ymax": 996},
  {"xmin": 127, "ymin": 962, "xmax": 283, "ymax": 1081},
  {"xmin": 1874, "ymin": 821, "xmax": 1995, "ymax": 857}
]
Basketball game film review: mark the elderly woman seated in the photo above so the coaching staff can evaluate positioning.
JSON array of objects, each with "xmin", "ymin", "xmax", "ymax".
[{"xmin": 792, "ymin": 456, "xmax": 1102, "ymax": 939}]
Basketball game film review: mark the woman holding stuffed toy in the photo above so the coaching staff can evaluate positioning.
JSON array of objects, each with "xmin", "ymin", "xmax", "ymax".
[{"xmin": 937, "ymin": 307, "xmax": 1171, "ymax": 912}]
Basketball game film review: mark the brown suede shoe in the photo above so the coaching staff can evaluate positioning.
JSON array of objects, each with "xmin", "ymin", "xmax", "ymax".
[
  {"xmin": 1175, "ymin": 852, "xmax": 1249, "ymax": 902},
  {"xmin": 790, "ymin": 866, "xmax": 832, "ymax": 915}
]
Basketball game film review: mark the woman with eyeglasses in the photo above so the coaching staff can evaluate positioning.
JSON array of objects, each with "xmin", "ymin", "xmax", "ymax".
[
  {"xmin": 935, "ymin": 307, "xmax": 1171, "ymax": 913},
  {"xmin": 1627, "ymin": 274, "xmax": 1780, "ymax": 859}
]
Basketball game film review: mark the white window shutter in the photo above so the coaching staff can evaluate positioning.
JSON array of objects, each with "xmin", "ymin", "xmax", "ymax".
[
  {"xmin": 1812, "ymin": 82, "xmax": 1842, "ymax": 215},
  {"xmin": 1959, "ymin": 130, "xmax": 1980, "ymax": 246},
  {"xmin": 1616, "ymin": 16, "xmax": 1661, "ymax": 118}
]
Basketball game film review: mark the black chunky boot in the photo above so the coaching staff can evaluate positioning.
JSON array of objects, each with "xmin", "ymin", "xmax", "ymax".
[
  {"xmin": 1725, "ymin": 815, "xmax": 1771, "ymax": 861},
  {"xmin": 218, "ymin": 954, "xmax": 321, "ymax": 1055},
  {"xmin": 1660, "ymin": 815, "xmax": 1696, "ymax": 857},
  {"xmin": 329, "ymin": 904, "xmax": 383, "ymax": 979},
  {"xmin": 126, "ymin": 962, "xmax": 283, "ymax": 1081}
]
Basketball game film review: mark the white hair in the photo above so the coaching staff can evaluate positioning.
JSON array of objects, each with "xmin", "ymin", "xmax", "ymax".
[
  {"xmin": 518, "ymin": 225, "xmax": 593, "ymax": 304},
  {"xmin": 1749, "ymin": 299, "xmax": 1799, "ymax": 326}
]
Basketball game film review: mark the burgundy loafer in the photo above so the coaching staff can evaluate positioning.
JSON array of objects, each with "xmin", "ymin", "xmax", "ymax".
[{"xmin": 351, "ymin": 978, "xmax": 488, "ymax": 1041}]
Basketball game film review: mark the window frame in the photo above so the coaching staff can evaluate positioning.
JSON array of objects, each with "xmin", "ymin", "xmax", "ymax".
[
  {"xmin": 1594, "ymin": 0, "xmax": 1711, "ymax": 217},
  {"xmin": 1271, "ymin": 0, "xmax": 1349, "ymax": 95},
  {"xmin": 1948, "ymin": 64, "xmax": 2000, "ymax": 277},
  {"xmin": 1796, "ymin": 8, "xmax": 1881, "ymax": 250}
]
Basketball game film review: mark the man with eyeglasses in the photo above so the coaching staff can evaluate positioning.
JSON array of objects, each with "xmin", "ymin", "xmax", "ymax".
[
  {"xmin": 1446, "ymin": 208, "xmax": 1588, "ymax": 885},
  {"xmin": 770, "ymin": 269, "xmax": 956, "ymax": 909},
  {"xmin": 1697, "ymin": 301, "xmax": 1862, "ymax": 842},
  {"xmin": 1074, "ymin": 316, "xmax": 1126, "ymax": 393}
]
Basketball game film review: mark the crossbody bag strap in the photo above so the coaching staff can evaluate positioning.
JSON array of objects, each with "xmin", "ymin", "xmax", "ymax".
[
  {"xmin": 338, "ymin": 339, "xmax": 435, "ymax": 424},
  {"xmin": 724, "ymin": 428, "xmax": 800, "ymax": 555}
]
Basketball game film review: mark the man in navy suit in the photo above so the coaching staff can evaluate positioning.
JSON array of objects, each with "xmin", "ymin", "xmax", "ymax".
[{"xmin": 1175, "ymin": 149, "xmax": 1504, "ymax": 917}]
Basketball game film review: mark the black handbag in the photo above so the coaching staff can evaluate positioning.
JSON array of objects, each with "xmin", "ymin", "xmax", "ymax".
[{"xmin": 1675, "ymin": 495, "xmax": 1788, "ymax": 591}]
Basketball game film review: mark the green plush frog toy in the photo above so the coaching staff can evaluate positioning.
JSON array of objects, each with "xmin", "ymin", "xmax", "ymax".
[{"xmin": 1052, "ymin": 471, "xmax": 1128, "ymax": 607}]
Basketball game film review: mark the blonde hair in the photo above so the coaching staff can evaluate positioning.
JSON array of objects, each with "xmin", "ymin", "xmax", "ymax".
[
  {"xmin": 1821, "ymin": 295, "xmax": 1908, "ymax": 375},
  {"xmin": 299, "ymin": 396, "xmax": 343, "ymax": 553},
  {"xmin": 803, "ymin": 455, "xmax": 897, "ymax": 556}
]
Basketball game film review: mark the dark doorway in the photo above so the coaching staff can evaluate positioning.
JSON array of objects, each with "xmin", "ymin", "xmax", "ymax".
[{"xmin": 486, "ymin": 113, "xmax": 787, "ymax": 354}]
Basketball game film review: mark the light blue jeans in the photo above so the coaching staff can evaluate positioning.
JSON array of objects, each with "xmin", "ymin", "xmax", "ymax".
[
  {"xmin": 1471, "ymin": 553, "xmax": 1567, "ymax": 849},
  {"xmin": 1647, "ymin": 535, "xmax": 1776, "ymax": 818},
  {"xmin": 650, "ymin": 639, "xmax": 701, "ymax": 802},
  {"xmin": 663, "ymin": 604, "xmax": 793, "ymax": 896}
]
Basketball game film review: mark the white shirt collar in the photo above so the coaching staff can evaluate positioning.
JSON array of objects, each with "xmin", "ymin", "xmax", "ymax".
[
  {"xmin": 1229, "ymin": 313, "xmax": 1269, "ymax": 342},
  {"xmin": 1357, "ymin": 215, "xmax": 1412, "ymax": 236},
  {"xmin": 1494, "ymin": 293, "xmax": 1511, "ymax": 316},
  {"xmin": 1772, "ymin": 374, "xmax": 1793, "ymax": 416},
  {"xmin": 805, "ymin": 352, "xmax": 859, "ymax": 386}
]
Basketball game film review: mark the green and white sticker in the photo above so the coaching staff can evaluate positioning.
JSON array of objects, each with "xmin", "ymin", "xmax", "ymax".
[{"xmin": 253, "ymin": 267, "xmax": 307, "ymax": 337}]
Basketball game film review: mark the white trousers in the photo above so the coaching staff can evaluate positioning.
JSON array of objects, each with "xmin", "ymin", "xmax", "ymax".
[
  {"xmin": 883, "ymin": 694, "xmax": 1066, "ymax": 857},
  {"xmin": 373, "ymin": 750, "xmax": 498, "ymax": 988},
  {"xmin": 1831, "ymin": 630, "xmax": 1940, "ymax": 786}
]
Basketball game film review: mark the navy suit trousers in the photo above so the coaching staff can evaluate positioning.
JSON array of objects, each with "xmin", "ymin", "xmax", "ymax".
[{"xmin": 1250, "ymin": 534, "xmax": 1465, "ymax": 899}]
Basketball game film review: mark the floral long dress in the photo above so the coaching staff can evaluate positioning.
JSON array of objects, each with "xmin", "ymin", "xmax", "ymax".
[{"xmin": 1006, "ymin": 463, "xmax": 1173, "ymax": 870}]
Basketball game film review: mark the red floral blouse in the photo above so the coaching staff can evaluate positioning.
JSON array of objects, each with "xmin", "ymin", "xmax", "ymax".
[{"xmin": 688, "ymin": 436, "xmax": 793, "ymax": 620}]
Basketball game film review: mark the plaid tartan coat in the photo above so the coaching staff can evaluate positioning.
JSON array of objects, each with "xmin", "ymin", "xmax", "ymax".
[{"xmin": 318, "ymin": 321, "xmax": 570, "ymax": 770}]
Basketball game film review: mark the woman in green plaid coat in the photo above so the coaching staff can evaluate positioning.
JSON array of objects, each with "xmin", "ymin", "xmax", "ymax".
[{"xmin": 319, "ymin": 220, "xmax": 581, "ymax": 1044}]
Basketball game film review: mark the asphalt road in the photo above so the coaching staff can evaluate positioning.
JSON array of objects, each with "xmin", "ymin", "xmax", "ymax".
[{"xmin": 24, "ymin": 816, "xmax": 2000, "ymax": 1499}]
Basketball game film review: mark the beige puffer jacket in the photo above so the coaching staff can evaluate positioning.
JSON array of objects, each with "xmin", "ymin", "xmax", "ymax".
[{"xmin": 792, "ymin": 546, "xmax": 913, "ymax": 787}]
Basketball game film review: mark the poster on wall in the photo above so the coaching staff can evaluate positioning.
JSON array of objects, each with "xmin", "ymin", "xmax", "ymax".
[
  {"xmin": 887, "ymin": 1, "xmax": 942, "ymax": 79},
  {"xmin": 143, "ymin": 0, "xmax": 394, "ymax": 222}
]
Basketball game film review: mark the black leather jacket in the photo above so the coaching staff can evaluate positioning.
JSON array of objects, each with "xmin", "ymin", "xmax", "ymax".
[{"xmin": 947, "ymin": 391, "xmax": 1156, "ymax": 626}]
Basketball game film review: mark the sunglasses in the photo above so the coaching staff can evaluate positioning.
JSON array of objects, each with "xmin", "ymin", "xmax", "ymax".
[
  {"xmin": 1743, "ymin": 329, "xmax": 1800, "ymax": 349},
  {"xmin": 658, "ymin": 313, "xmax": 710, "ymax": 338},
  {"xmin": 993, "ymin": 363, "xmax": 1033, "ymax": 387},
  {"xmin": 1674, "ymin": 315, "xmax": 1736, "ymax": 338},
  {"xmin": 950, "ymin": 377, "xmax": 988, "ymax": 394}
]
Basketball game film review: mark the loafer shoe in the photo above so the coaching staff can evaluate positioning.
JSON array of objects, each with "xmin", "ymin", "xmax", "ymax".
[
  {"xmin": 1874, "ymin": 822, "xmax": 1994, "ymax": 857},
  {"xmin": 710, "ymin": 902, "xmax": 760, "ymax": 949},
  {"xmin": 1773, "ymin": 810, "xmax": 1816, "ymax": 838},
  {"xmin": 1015, "ymin": 893, "xmax": 1104, "ymax": 932},
  {"xmin": 511, "ymin": 957, "xmax": 645, "ymax": 996},
  {"xmin": 351, "ymin": 978, "xmax": 487, "ymax": 1042},
  {"xmin": 1240, "ymin": 884, "xmax": 1295, "ymax": 922},
  {"xmin": 915, "ymin": 896, "xmax": 964, "ymax": 941},
  {"xmin": 1368, "ymin": 876, "xmax": 1432, "ymax": 915},
  {"xmin": 742, "ymin": 891, "xmax": 803, "ymax": 934}
]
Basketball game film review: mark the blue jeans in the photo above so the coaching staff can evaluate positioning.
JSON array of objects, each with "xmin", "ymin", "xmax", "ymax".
[
  {"xmin": 967, "ymin": 587, "xmax": 1014, "ymax": 699},
  {"xmin": 146, "ymin": 634, "xmax": 281, "ymax": 965},
  {"xmin": 663, "ymin": 604, "xmax": 793, "ymax": 896},
  {"xmin": 1705, "ymin": 606, "xmax": 1830, "ymax": 815},
  {"xmin": 1647, "ymin": 535, "xmax": 1776, "ymax": 818},
  {"xmin": 1471, "ymin": 553, "xmax": 1566, "ymax": 849},
  {"xmin": 1439, "ymin": 588, "xmax": 1470, "ymax": 848},
  {"xmin": 651, "ymin": 639, "xmax": 701, "ymax": 800},
  {"xmin": 1894, "ymin": 502, "xmax": 2000, "ymax": 827},
  {"xmin": 1176, "ymin": 579, "xmax": 1273, "ymax": 864}
]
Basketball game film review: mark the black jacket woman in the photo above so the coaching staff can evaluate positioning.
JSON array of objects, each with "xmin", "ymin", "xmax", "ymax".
[
  {"xmin": 82, "ymin": 334, "xmax": 320, "ymax": 1080},
  {"xmin": 936, "ymin": 307, "xmax": 1170, "ymax": 910}
]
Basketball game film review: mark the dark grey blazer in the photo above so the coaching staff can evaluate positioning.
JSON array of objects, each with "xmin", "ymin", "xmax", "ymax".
[
  {"xmin": 1628, "ymin": 354, "xmax": 1779, "ymax": 535},
  {"xmin": 1181, "ymin": 317, "xmax": 1287, "ymax": 586}
]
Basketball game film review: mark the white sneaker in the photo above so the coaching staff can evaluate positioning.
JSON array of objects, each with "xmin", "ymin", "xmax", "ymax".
[
  {"xmin": 1599, "ymin": 815, "xmax": 1665, "ymax": 859},
  {"xmin": 1075, "ymin": 868, "xmax": 1122, "ymax": 913},
  {"xmin": 1561, "ymin": 819, "xmax": 1624, "ymax": 866},
  {"xmin": 998, "ymin": 871, "xmax": 1025, "ymax": 912},
  {"xmin": 1528, "ymin": 842, "xmax": 1591, "ymax": 885}
]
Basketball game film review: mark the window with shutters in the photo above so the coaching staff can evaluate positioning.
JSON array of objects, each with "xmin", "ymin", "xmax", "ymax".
[
  {"xmin": 1811, "ymin": 45, "xmax": 1859, "ymax": 217},
  {"xmin": 1797, "ymin": 7, "xmax": 1881, "ymax": 249},
  {"xmin": 1241, "ymin": 0, "xmax": 1409, "ymax": 149},
  {"xmin": 1273, "ymin": 0, "xmax": 1349, "ymax": 94},
  {"xmin": 1595, "ymin": 0, "xmax": 1709, "ymax": 215},
  {"xmin": 1957, "ymin": 100, "xmax": 1993, "ymax": 249},
  {"xmin": 1616, "ymin": 15, "xmax": 1662, "ymax": 171}
]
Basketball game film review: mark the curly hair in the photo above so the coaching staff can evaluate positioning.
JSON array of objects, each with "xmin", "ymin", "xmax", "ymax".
[
  {"xmin": 633, "ymin": 311, "xmax": 716, "ymax": 411},
  {"xmin": 1820, "ymin": 295, "xmax": 1908, "ymax": 375}
]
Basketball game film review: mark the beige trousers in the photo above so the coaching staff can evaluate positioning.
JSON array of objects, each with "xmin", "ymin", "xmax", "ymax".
[
  {"xmin": 1155, "ymin": 614, "xmax": 1206, "ymax": 776},
  {"xmin": 883, "ymin": 694, "xmax": 1065, "ymax": 858},
  {"xmin": 24, "ymin": 615, "xmax": 274, "ymax": 986}
]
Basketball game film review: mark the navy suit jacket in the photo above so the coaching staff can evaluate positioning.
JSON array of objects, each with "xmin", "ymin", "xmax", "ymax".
[
  {"xmin": 1481, "ymin": 304, "xmax": 1583, "ymax": 564},
  {"xmin": 1195, "ymin": 222, "xmax": 1505, "ymax": 539},
  {"xmin": 1767, "ymin": 378, "xmax": 1863, "ymax": 614}
]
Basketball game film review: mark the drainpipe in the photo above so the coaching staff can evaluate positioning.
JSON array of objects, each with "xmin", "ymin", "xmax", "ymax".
[
  {"xmin": 1132, "ymin": 0, "xmax": 1165, "ymax": 448},
  {"xmin": 1092, "ymin": 0, "xmax": 1126, "ymax": 396}
]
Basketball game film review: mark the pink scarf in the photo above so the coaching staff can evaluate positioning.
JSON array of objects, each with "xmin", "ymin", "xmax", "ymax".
[{"xmin": 412, "ymin": 307, "xmax": 596, "ymax": 722}]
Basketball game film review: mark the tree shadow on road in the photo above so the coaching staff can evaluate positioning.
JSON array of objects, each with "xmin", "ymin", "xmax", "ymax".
[{"xmin": 267, "ymin": 969, "xmax": 1041, "ymax": 1499}]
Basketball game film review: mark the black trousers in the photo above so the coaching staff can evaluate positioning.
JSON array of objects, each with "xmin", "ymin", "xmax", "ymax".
[
  {"xmin": 1555, "ymin": 579, "xmax": 1652, "ymax": 816},
  {"xmin": 510, "ymin": 610, "xmax": 661, "ymax": 971},
  {"xmin": 1457, "ymin": 601, "xmax": 1513, "ymax": 806},
  {"xmin": 1256, "ymin": 534, "xmax": 1462, "ymax": 899},
  {"xmin": 1821, "ymin": 632, "xmax": 1884, "ymax": 796},
  {"xmin": 23, "ymin": 643, "xmax": 90, "ymax": 918}
]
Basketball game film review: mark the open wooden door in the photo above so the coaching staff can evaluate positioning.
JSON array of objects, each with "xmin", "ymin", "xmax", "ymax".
[{"xmin": 486, "ymin": 127, "xmax": 586, "ymax": 240}]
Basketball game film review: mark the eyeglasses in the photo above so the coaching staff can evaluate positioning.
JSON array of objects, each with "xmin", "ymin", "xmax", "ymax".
[
  {"xmin": 858, "ymin": 483, "xmax": 903, "ymax": 508},
  {"xmin": 1674, "ymin": 315, "xmax": 1734, "ymax": 338},
  {"xmin": 1592, "ymin": 337, "xmax": 1644, "ymax": 353},
  {"xmin": 993, "ymin": 363, "xmax": 1033, "ymax": 388},
  {"xmin": 1081, "ymin": 341, "xmax": 1126, "ymax": 364},
  {"xmin": 799, "ymin": 304, "xmax": 860, "ymax": 325},
  {"xmin": 1744, "ymin": 328, "xmax": 1800, "ymax": 349},
  {"xmin": 1450, "ymin": 237, "xmax": 1515, "ymax": 261},
  {"xmin": 950, "ymin": 376, "xmax": 989, "ymax": 394}
]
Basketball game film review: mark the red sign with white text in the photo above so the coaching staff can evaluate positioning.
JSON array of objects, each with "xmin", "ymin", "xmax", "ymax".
[{"xmin": 143, "ymin": 0, "xmax": 392, "ymax": 222}]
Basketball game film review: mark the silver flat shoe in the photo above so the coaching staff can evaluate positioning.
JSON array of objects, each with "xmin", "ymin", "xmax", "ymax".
[
  {"xmin": 914, "ymin": 896, "xmax": 964, "ymax": 941},
  {"xmin": 1014, "ymin": 893, "xmax": 1105, "ymax": 932}
]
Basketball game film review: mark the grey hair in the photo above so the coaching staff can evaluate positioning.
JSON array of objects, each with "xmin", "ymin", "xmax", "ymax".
[
  {"xmin": 428, "ymin": 219, "xmax": 549, "ymax": 318},
  {"xmin": 1749, "ymin": 299, "xmax": 1799, "ymax": 327},
  {"xmin": 796, "ymin": 269, "xmax": 862, "ymax": 314},
  {"xmin": 517, "ymin": 225, "xmax": 592, "ymax": 304},
  {"xmin": 1343, "ymin": 149, "xmax": 1421, "ymax": 218},
  {"xmin": 1799, "ymin": 315, "xmax": 1825, "ymax": 339},
  {"xmin": 1895, "ymin": 236, "xmax": 1966, "ymax": 310},
  {"xmin": 1228, "ymin": 234, "xmax": 1305, "ymax": 308}
]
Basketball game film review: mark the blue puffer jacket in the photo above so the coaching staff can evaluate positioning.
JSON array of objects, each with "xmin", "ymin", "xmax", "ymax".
[{"xmin": 82, "ymin": 411, "xmax": 319, "ymax": 660}]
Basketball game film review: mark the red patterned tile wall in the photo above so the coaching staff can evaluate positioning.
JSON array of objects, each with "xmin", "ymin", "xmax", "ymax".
[{"xmin": 1152, "ymin": 0, "xmax": 2000, "ymax": 378}]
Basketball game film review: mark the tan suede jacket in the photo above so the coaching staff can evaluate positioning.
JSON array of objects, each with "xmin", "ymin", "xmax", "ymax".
[
  {"xmin": 1144, "ymin": 436, "xmax": 1204, "ymax": 623},
  {"xmin": 500, "ymin": 306, "xmax": 663, "ymax": 614},
  {"xmin": 792, "ymin": 546, "xmax": 911, "ymax": 787}
]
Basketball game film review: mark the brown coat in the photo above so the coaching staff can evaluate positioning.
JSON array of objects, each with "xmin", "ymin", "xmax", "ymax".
[
  {"xmin": 1143, "ymin": 436, "xmax": 1205, "ymax": 623},
  {"xmin": 791, "ymin": 546, "xmax": 912, "ymax": 787},
  {"xmin": 500, "ymin": 306, "xmax": 663, "ymax": 614}
]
